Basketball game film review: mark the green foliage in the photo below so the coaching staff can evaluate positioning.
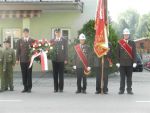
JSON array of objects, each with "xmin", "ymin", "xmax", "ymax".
[
  {"xmin": 65, "ymin": 19, "xmax": 119, "ymax": 75},
  {"xmin": 108, "ymin": 25, "xmax": 119, "ymax": 62},
  {"xmin": 78, "ymin": 20, "xmax": 95, "ymax": 48},
  {"xmin": 77, "ymin": 19, "xmax": 119, "ymax": 75},
  {"xmin": 136, "ymin": 13, "xmax": 150, "ymax": 37},
  {"xmin": 115, "ymin": 9, "xmax": 150, "ymax": 39},
  {"xmin": 117, "ymin": 9, "xmax": 140, "ymax": 39}
]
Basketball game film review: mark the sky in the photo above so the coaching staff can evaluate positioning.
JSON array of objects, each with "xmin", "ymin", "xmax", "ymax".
[{"xmin": 108, "ymin": 0, "xmax": 150, "ymax": 21}]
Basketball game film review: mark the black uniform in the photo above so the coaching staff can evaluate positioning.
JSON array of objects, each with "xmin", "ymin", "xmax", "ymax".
[
  {"xmin": 116, "ymin": 39, "xmax": 136, "ymax": 93},
  {"xmin": 73, "ymin": 44, "xmax": 91, "ymax": 93},
  {"xmin": 51, "ymin": 37, "xmax": 68, "ymax": 92},
  {"xmin": 16, "ymin": 38, "xmax": 34, "ymax": 92}
]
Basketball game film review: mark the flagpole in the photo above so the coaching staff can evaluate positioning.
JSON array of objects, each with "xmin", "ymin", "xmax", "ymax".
[{"xmin": 100, "ymin": 56, "xmax": 104, "ymax": 94}]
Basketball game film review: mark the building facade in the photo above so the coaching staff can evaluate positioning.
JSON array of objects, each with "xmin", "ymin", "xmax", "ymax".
[
  {"xmin": 0, "ymin": 0, "xmax": 98, "ymax": 71},
  {"xmin": 134, "ymin": 38, "xmax": 150, "ymax": 54}
]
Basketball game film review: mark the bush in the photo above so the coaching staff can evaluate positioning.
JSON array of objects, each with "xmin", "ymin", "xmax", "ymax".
[{"xmin": 65, "ymin": 19, "xmax": 119, "ymax": 76}]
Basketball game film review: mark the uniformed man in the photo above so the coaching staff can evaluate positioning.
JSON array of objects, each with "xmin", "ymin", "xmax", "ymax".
[
  {"xmin": 3, "ymin": 39, "xmax": 15, "ymax": 91},
  {"xmin": 116, "ymin": 28, "xmax": 137, "ymax": 95},
  {"xmin": 73, "ymin": 33, "xmax": 91, "ymax": 94},
  {"xmin": 0, "ymin": 44, "xmax": 4, "ymax": 92},
  {"xmin": 94, "ymin": 42, "xmax": 112, "ymax": 94},
  {"xmin": 16, "ymin": 28, "xmax": 34, "ymax": 93},
  {"xmin": 51, "ymin": 28, "xmax": 68, "ymax": 93}
]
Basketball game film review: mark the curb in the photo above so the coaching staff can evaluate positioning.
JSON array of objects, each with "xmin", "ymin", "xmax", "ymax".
[{"xmin": 144, "ymin": 67, "xmax": 150, "ymax": 71}]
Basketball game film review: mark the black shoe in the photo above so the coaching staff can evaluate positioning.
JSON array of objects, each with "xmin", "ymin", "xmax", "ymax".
[
  {"xmin": 82, "ymin": 90, "xmax": 86, "ymax": 94},
  {"xmin": 27, "ymin": 89, "xmax": 31, "ymax": 93},
  {"xmin": 10, "ymin": 88, "xmax": 14, "ymax": 91},
  {"xmin": 54, "ymin": 90, "xmax": 58, "ymax": 93},
  {"xmin": 76, "ymin": 90, "xmax": 81, "ymax": 94},
  {"xmin": 59, "ymin": 90, "xmax": 63, "ymax": 93},
  {"xmin": 127, "ymin": 91, "xmax": 134, "ymax": 95},
  {"xmin": 95, "ymin": 91, "xmax": 100, "ymax": 94},
  {"xmin": 118, "ymin": 91, "xmax": 124, "ymax": 94},
  {"xmin": 103, "ymin": 91, "xmax": 108, "ymax": 94},
  {"xmin": 22, "ymin": 89, "xmax": 27, "ymax": 93},
  {"xmin": 0, "ymin": 90, "xmax": 4, "ymax": 92}
]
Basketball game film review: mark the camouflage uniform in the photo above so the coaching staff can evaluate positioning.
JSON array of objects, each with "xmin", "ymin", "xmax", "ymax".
[
  {"xmin": 3, "ymin": 47, "xmax": 15, "ymax": 91},
  {"xmin": 0, "ymin": 47, "xmax": 4, "ymax": 91}
]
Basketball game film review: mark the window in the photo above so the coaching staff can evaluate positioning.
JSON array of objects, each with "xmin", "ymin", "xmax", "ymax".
[
  {"xmin": 51, "ymin": 28, "xmax": 70, "ymax": 41},
  {"xmin": 3, "ymin": 28, "xmax": 21, "ymax": 49},
  {"xmin": 140, "ymin": 42, "xmax": 144, "ymax": 49}
]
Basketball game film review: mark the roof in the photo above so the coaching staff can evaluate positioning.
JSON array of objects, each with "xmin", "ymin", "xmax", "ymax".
[{"xmin": 134, "ymin": 37, "xmax": 150, "ymax": 42}]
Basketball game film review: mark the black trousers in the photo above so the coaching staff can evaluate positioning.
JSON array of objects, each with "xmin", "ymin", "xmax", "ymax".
[
  {"xmin": 52, "ymin": 61, "xmax": 64, "ymax": 91},
  {"xmin": 76, "ymin": 68, "xmax": 87, "ymax": 91},
  {"xmin": 20, "ymin": 62, "xmax": 32, "ymax": 90},
  {"xmin": 95, "ymin": 67, "xmax": 108, "ymax": 92},
  {"xmin": 119, "ymin": 66, "xmax": 133, "ymax": 92}
]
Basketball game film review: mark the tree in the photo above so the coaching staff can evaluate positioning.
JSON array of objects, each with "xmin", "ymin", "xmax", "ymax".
[
  {"xmin": 108, "ymin": 24, "xmax": 119, "ymax": 61},
  {"xmin": 117, "ymin": 9, "xmax": 140, "ymax": 39},
  {"xmin": 78, "ymin": 20, "xmax": 95, "ymax": 49},
  {"xmin": 136, "ymin": 13, "xmax": 150, "ymax": 38},
  {"xmin": 78, "ymin": 19, "xmax": 119, "ymax": 73}
]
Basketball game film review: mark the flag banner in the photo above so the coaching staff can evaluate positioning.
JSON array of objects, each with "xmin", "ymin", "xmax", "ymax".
[{"xmin": 94, "ymin": 0, "xmax": 109, "ymax": 58}]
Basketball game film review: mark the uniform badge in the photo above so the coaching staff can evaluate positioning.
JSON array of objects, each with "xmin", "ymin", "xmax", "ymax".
[{"xmin": 83, "ymin": 49, "xmax": 86, "ymax": 54}]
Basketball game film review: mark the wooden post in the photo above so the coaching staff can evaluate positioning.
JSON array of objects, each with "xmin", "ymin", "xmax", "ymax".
[{"xmin": 100, "ymin": 56, "xmax": 104, "ymax": 94}]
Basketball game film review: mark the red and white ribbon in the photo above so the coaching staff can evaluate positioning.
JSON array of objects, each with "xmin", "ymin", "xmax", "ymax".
[
  {"xmin": 29, "ymin": 50, "xmax": 48, "ymax": 72},
  {"xmin": 40, "ymin": 51, "xmax": 48, "ymax": 72}
]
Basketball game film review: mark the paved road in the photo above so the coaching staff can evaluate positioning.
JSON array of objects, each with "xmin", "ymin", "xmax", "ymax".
[{"xmin": 0, "ymin": 70, "xmax": 150, "ymax": 113}]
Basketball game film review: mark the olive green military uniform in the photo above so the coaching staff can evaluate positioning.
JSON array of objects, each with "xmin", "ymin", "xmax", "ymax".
[
  {"xmin": 3, "ymin": 48, "xmax": 15, "ymax": 91},
  {"xmin": 0, "ymin": 47, "xmax": 4, "ymax": 91}
]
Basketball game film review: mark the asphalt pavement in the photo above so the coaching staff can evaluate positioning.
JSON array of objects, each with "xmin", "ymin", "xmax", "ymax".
[{"xmin": 0, "ymin": 70, "xmax": 150, "ymax": 113}]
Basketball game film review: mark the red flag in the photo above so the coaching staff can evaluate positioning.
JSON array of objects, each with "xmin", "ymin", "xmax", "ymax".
[{"xmin": 94, "ymin": 0, "xmax": 109, "ymax": 58}]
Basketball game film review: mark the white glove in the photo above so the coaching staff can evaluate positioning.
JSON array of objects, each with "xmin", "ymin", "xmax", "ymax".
[
  {"xmin": 133, "ymin": 63, "xmax": 137, "ymax": 68},
  {"xmin": 87, "ymin": 67, "xmax": 91, "ymax": 71},
  {"xmin": 73, "ymin": 66, "xmax": 76, "ymax": 69},
  {"xmin": 116, "ymin": 63, "xmax": 120, "ymax": 68}
]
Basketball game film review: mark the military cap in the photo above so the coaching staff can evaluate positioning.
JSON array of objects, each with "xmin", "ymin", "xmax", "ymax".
[
  {"xmin": 23, "ymin": 28, "xmax": 30, "ymax": 33},
  {"xmin": 3, "ymin": 39, "xmax": 11, "ymax": 43},
  {"xmin": 54, "ymin": 28, "xmax": 61, "ymax": 32}
]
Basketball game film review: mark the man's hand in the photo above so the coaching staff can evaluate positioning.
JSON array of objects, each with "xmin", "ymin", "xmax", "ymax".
[
  {"xmin": 3, "ymin": 69, "xmax": 6, "ymax": 72},
  {"xmin": 109, "ymin": 64, "xmax": 113, "ymax": 67},
  {"xmin": 133, "ymin": 63, "xmax": 137, "ymax": 68},
  {"xmin": 64, "ymin": 60, "xmax": 68, "ymax": 64},
  {"xmin": 87, "ymin": 67, "xmax": 91, "ymax": 71},
  {"xmin": 16, "ymin": 60, "xmax": 20, "ymax": 65},
  {"xmin": 73, "ymin": 66, "xmax": 76, "ymax": 70},
  {"xmin": 116, "ymin": 63, "xmax": 120, "ymax": 68}
]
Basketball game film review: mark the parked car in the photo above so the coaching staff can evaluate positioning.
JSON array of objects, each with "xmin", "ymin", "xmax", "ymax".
[
  {"xmin": 133, "ymin": 53, "xmax": 143, "ymax": 72},
  {"xmin": 144, "ymin": 61, "xmax": 150, "ymax": 69}
]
